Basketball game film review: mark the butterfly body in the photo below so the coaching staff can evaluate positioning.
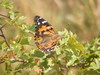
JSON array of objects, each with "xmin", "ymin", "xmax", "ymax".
[{"xmin": 34, "ymin": 16, "xmax": 61, "ymax": 53}]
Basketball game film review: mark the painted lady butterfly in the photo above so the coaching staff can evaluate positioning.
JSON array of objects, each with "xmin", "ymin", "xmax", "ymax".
[{"xmin": 34, "ymin": 16, "xmax": 61, "ymax": 53}]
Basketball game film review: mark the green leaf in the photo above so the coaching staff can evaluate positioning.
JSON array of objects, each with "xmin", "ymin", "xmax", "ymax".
[
  {"xmin": 28, "ymin": 24, "xmax": 35, "ymax": 32},
  {"xmin": 20, "ymin": 55, "xmax": 28, "ymax": 60},
  {"xmin": 88, "ymin": 59, "xmax": 100, "ymax": 70},
  {"xmin": 19, "ymin": 29, "xmax": 28, "ymax": 36},
  {"xmin": 1, "ymin": 0, "xmax": 13, "ymax": 10},
  {"xmin": 5, "ymin": 60, "xmax": 11, "ymax": 65},
  {"xmin": 88, "ymin": 38, "xmax": 100, "ymax": 52},
  {"xmin": 0, "ymin": 23, "xmax": 2, "ymax": 25},
  {"xmin": 74, "ymin": 42, "xmax": 85, "ymax": 52},
  {"xmin": 0, "ymin": 41, "xmax": 4, "ymax": 49},
  {"xmin": 48, "ymin": 58, "xmax": 54, "ymax": 66},
  {"xmin": 9, "ymin": 11, "xmax": 15, "ymax": 20},
  {"xmin": 68, "ymin": 71, "xmax": 72, "ymax": 75},
  {"xmin": 58, "ymin": 29, "xmax": 68, "ymax": 37},
  {"xmin": 20, "ymin": 37, "xmax": 29, "ymax": 45},
  {"xmin": 68, "ymin": 34, "xmax": 85, "ymax": 55},
  {"xmin": 40, "ymin": 59, "xmax": 49, "ymax": 69},
  {"xmin": 14, "ymin": 48, "xmax": 22, "ymax": 57},
  {"xmin": 16, "ymin": 16, "xmax": 26, "ymax": 23},
  {"xmin": 32, "ymin": 50, "xmax": 44, "ymax": 57},
  {"xmin": 5, "ymin": 60, "xmax": 12, "ymax": 73},
  {"xmin": 55, "ymin": 46, "xmax": 61, "ymax": 55},
  {"xmin": 67, "ymin": 55, "xmax": 78, "ymax": 66}
]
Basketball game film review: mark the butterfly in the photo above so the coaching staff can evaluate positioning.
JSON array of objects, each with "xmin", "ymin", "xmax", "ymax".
[{"xmin": 34, "ymin": 16, "xmax": 61, "ymax": 53}]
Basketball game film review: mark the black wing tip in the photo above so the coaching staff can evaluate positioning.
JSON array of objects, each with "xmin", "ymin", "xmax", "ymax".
[
  {"xmin": 35, "ymin": 15, "xmax": 40, "ymax": 17},
  {"xmin": 34, "ymin": 16, "xmax": 40, "ymax": 21},
  {"xmin": 35, "ymin": 15, "xmax": 40, "ymax": 18},
  {"xmin": 34, "ymin": 15, "xmax": 48, "ymax": 26}
]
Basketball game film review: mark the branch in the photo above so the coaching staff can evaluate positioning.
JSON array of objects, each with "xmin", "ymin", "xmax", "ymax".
[
  {"xmin": 29, "ymin": 32, "xmax": 34, "ymax": 36},
  {"xmin": 0, "ymin": 14, "xmax": 7, "ymax": 18},
  {"xmin": 0, "ymin": 24, "xmax": 10, "ymax": 48},
  {"xmin": 0, "ymin": 29, "xmax": 10, "ymax": 48},
  {"xmin": 0, "ymin": 14, "xmax": 11, "ymax": 20},
  {"xmin": 0, "ymin": 52, "xmax": 28, "ymax": 64},
  {"xmin": 0, "ymin": 56, "xmax": 28, "ymax": 64},
  {"xmin": 0, "ymin": 24, "xmax": 6, "ymax": 30},
  {"xmin": 0, "ymin": 59, "xmax": 28, "ymax": 64},
  {"xmin": 11, "ymin": 59, "xmax": 28, "ymax": 63},
  {"xmin": 66, "ymin": 66, "xmax": 69, "ymax": 75},
  {"xmin": 12, "ymin": 56, "xmax": 28, "ymax": 63},
  {"xmin": 0, "ymin": 60, "xmax": 5, "ymax": 63}
]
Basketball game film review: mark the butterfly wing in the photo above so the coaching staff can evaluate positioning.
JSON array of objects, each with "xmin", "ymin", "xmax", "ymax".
[{"xmin": 34, "ymin": 16, "xmax": 61, "ymax": 53}]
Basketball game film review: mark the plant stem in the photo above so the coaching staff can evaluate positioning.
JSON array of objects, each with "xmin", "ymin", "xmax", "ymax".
[
  {"xmin": 0, "ymin": 24, "xmax": 10, "ymax": 48},
  {"xmin": 0, "ymin": 14, "xmax": 11, "ymax": 19}
]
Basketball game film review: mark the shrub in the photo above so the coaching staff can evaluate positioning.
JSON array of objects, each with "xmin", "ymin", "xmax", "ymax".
[{"xmin": 0, "ymin": 0, "xmax": 100, "ymax": 75}]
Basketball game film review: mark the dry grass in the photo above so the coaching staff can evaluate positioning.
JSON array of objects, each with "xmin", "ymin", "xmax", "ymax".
[{"xmin": 10, "ymin": 0, "xmax": 100, "ymax": 41}]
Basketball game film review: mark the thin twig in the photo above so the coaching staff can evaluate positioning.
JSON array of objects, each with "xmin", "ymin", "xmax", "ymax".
[
  {"xmin": 29, "ymin": 32, "xmax": 34, "ymax": 36},
  {"xmin": 66, "ymin": 66, "xmax": 69, "ymax": 75},
  {"xmin": 0, "ymin": 60, "xmax": 5, "ymax": 63},
  {"xmin": 0, "ymin": 14, "xmax": 11, "ymax": 20},
  {"xmin": 0, "ymin": 14, "xmax": 7, "ymax": 18},
  {"xmin": 0, "ymin": 59, "xmax": 28, "ymax": 64},
  {"xmin": 0, "ymin": 24, "xmax": 6, "ymax": 30},
  {"xmin": 0, "ymin": 54, "xmax": 28, "ymax": 64},
  {"xmin": 41, "ymin": 70, "xmax": 44, "ymax": 75},
  {"xmin": 0, "ymin": 28, "xmax": 10, "ymax": 48},
  {"xmin": 0, "ymin": 24, "xmax": 10, "ymax": 48},
  {"xmin": 0, "ymin": 35, "xmax": 3, "ymax": 37},
  {"xmin": 15, "ymin": 60, "xmax": 28, "ymax": 63}
]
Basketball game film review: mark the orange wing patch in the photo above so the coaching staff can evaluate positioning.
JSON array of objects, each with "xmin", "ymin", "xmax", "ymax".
[
  {"xmin": 38, "ymin": 25, "xmax": 47, "ymax": 32},
  {"xmin": 34, "ymin": 16, "xmax": 61, "ymax": 53}
]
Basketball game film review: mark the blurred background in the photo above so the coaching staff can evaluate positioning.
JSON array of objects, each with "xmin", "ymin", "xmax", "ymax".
[{"xmin": 11, "ymin": 0, "xmax": 100, "ymax": 41}]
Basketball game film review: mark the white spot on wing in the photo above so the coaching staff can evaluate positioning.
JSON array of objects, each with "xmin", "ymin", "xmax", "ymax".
[
  {"xmin": 37, "ymin": 22, "xmax": 40, "ymax": 25},
  {"xmin": 39, "ymin": 17, "xmax": 42, "ymax": 19},
  {"xmin": 42, "ymin": 21, "xmax": 47, "ymax": 24},
  {"xmin": 47, "ymin": 49, "xmax": 50, "ymax": 52}
]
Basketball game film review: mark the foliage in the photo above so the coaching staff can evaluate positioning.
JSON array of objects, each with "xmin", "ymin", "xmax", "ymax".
[{"xmin": 0, "ymin": 0, "xmax": 100, "ymax": 75}]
